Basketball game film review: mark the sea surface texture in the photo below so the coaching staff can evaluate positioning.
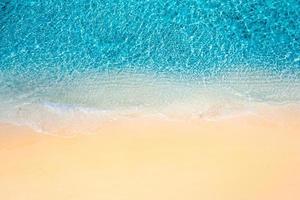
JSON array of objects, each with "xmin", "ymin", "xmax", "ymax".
[{"xmin": 0, "ymin": 0, "xmax": 299, "ymax": 133}]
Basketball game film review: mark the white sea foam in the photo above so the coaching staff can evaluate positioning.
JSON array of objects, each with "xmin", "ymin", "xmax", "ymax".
[{"xmin": 0, "ymin": 68, "xmax": 299, "ymax": 134}]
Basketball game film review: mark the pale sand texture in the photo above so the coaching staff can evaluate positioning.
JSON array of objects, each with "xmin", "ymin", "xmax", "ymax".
[{"xmin": 0, "ymin": 108, "xmax": 300, "ymax": 200}]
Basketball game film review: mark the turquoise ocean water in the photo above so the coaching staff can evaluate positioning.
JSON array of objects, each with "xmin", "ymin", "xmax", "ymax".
[{"xmin": 0, "ymin": 0, "xmax": 299, "ymax": 133}]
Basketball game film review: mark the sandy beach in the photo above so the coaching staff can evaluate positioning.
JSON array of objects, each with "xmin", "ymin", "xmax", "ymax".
[
  {"xmin": 1, "ymin": 106, "xmax": 300, "ymax": 200},
  {"xmin": 1, "ymin": 0, "xmax": 299, "ymax": 199}
]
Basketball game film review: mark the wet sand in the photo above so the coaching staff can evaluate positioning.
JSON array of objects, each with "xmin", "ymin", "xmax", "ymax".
[{"xmin": 0, "ymin": 108, "xmax": 300, "ymax": 200}]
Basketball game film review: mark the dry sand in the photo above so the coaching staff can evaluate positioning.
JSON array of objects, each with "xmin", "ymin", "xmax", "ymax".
[{"xmin": 0, "ymin": 107, "xmax": 300, "ymax": 200}]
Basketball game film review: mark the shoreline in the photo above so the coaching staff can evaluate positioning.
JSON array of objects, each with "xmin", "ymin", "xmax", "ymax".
[
  {"xmin": 1, "ymin": 110, "xmax": 300, "ymax": 200},
  {"xmin": 2, "ymin": 102, "xmax": 300, "ymax": 135}
]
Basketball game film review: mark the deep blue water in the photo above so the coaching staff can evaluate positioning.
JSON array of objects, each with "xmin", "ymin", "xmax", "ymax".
[
  {"xmin": 1, "ymin": 0, "xmax": 299, "ymax": 74},
  {"xmin": 0, "ymin": 0, "xmax": 300, "ymax": 132}
]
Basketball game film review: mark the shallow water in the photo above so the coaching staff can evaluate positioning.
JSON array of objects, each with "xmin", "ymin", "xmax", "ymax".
[{"xmin": 0, "ymin": 0, "xmax": 299, "ymax": 133}]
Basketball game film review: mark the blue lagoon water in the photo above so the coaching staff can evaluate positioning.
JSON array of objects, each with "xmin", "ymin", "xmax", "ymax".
[{"xmin": 0, "ymin": 0, "xmax": 299, "ymax": 133}]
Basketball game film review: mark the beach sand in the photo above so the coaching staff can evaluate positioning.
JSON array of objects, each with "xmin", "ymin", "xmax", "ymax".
[{"xmin": 0, "ymin": 106, "xmax": 300, "ymax": 200}]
